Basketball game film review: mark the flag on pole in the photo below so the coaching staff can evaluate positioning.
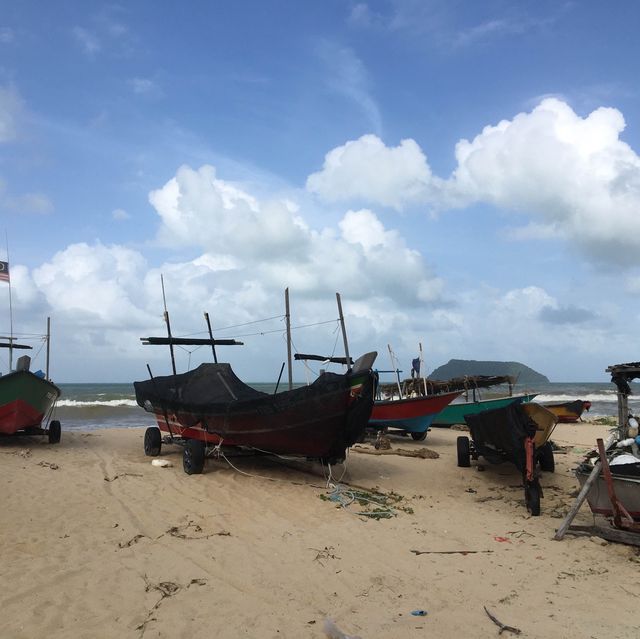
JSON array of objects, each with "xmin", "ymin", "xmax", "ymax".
[{"xmin": 0, "ymin": 261, "xmax": 9, "ymax": 283}]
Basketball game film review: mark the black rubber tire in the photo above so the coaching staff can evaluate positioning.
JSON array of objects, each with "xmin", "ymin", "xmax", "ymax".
[
  {"xmin": 411, "ymin": 431, "xmax": 427, "ymax": 441},
  {"xmin": 456, "ymin": 436, "xmax": 471, "ymax": 467},
  {"xmin": 525, "ymin": 480, "xmax": 541, "ymax": 516},
  {"xmin": 183, "ymin": 439, "xmax": 205, "ymax": 475},
  {"xmin": 144, "ymin": 427, "xmax": 162, "ymax": 457},
  {"xmin": 538, "ymin": 442, "xmax": 555, "ymax": 473},
  {"xmin": 48, "ymin": 420, "xmax": 61, "ymax": 444}
]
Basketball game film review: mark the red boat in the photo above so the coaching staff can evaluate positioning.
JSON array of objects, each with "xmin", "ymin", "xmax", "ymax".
[{"xmin": 369, "ymin": 391, "xmax": 462, "ymax": 441}]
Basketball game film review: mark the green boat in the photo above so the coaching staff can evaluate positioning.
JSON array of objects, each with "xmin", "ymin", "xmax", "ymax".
[
  {"xmin": 432, "ymin": 393, "xmax": 537, "ymax": 427},
  {"xmin": 0, "ymin": 322, "xmax": 62, "ymax": 442}
]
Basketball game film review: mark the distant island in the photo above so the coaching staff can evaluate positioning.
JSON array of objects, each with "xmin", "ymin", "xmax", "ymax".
[{"xmin": 429, "ymin": 359, "xmax": 549, "ymax": 384}]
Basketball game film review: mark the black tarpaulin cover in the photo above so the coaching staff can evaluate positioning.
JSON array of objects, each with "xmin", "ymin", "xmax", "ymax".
[
  {"xmin": 134, "ymin": 362, "xmax": 348, "ymax": 414},
  {"xmin": 135, "ymin": 363, "xmax": 266, "ymax": 409},
  {"xmin": 464, "ymin": 402, "xmax": 537, "ymax": 468}
]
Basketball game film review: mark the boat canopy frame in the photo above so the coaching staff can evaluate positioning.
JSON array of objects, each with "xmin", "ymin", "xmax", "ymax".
[{"xmin": 379, "ymin": 374, "xmax": 516, "ymax": 399}]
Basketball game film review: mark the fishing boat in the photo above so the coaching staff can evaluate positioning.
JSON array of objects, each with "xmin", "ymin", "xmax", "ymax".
[
  {"xmin": 365, "ymin": 343, "xmax": 459, "ymax": 440},
  {"xmin": 136, "ymin": 352, "xmax": 377, "ymax": 472},
  {"xmin": 0, "ymin": 255, "xmax": 61, "ymax": 442},
  {"xmin": 0, "ymin": 329, "xmax": 61, "ymax": 442},
  {"xmin": 368, "ymin": 390, "xmax": 462, "ymax": 440},
  {"xmin": 576, "ymin": 458, "xmax": 640, "ymax": 519},
  {"xmin": 379, "ymin": 369, "xmax": 537, "ymax": 428},
  {"xmin": 542, "ymin": 399, "xmax": 591, "ymax": 423},
  {"xmin": 135, "ymin": 288, "xmax": 378, "ymax": 473},
  {"xmin": 432, "ymin": 392, "xmax": 538, "ymax": 427}
]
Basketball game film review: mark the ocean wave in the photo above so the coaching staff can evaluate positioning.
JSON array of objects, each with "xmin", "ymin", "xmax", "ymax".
[
  {"xmin": 57, "ymin": 399, "xmax": 139, "ymax": 408},
  {"xmin": 535, "ymin": 393, "xmax": 619, "ymax": 403},
  {"xmin": 533, "ymin": 393, "xmax": 618, "ymax": 404}
]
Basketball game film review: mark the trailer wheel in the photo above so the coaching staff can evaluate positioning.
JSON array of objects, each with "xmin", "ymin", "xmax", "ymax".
[
  {"xmin": 538, "ymin": 442, "xmax": 555, "ymax": 473},
  {"xmin": 525, "ymin": 480, "xmax": 541, "ymax": 516},
  {"xmin": 48, "ymin": 420, "xmax": 61, "ymax": 444},
  {"xmin": 183, "ymin": 439, "xmax": 205, "ymax": 475},
  {"xmin": 144, "ymin": 427, "xmax": 162, "ymax": 457},
  {"xmin": 456, "ymin": 436, "xmax": 471, "ymax": 467},
  {"xmin": 411, "ymin": 431, "xmax": 427, "ymax": 441}
]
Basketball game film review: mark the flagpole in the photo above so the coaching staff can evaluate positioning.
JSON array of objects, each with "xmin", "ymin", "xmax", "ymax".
[{"xmin": 5, "ymin": 232, "xmax": 13, "ymax": 371}]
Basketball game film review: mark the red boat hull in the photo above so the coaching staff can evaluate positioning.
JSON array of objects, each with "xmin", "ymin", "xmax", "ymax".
[
  {"xmin": 369, "ymin": 391, "xmax": 461, "ymax": 433},
  {"xmin": 0, "ymin": 399, "xmax": 47, "ymax": 434},
  {"xmin": 0, "ymin": 371, "xmax": 60, "ymax": 435},
  {"xmin": 137, "ymin": 363, "xmax": 376, "ymax": 462}
]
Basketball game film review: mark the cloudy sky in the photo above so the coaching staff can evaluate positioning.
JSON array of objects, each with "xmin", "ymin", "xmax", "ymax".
[{"xmin": 1, "ymin": 0, "xmax": 639, "ymax": 383}]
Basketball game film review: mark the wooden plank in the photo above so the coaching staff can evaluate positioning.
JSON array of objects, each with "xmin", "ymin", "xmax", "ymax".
[
  {"xmin": 140, "ymin": 337, "xmax": 243, "ymax": 346},
  {"xmin": 567, "ymin": 525, "xmax": 640, "ymax": 547},
  {"xmin": 293, "ymin": 353, "xmax": 353, "ymax": 365}
]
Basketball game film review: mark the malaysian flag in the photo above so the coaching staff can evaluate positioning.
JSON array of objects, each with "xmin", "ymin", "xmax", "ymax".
[{"xmin": 0, "ymin": 261, "xmax": 8, "ymax": 283}]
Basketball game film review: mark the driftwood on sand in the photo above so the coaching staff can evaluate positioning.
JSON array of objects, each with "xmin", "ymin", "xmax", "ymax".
[
  {"xmin": 484, "ymin": 606, "xmax": 521, "ymax": 635},
  {"xmin": 351, "ymin": 445, "xmax": 439, "ymax": 459}
]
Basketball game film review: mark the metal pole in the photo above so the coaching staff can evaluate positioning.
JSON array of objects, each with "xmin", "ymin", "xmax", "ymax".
[
  {"xmin": 285, "ymin": 288, "xmax": 293, "ymax": 390},
  {"xmin": 5, "ymin": 233, "xmax": 13, "ymax": 371},
  {"xmin": 336, "ymin": 293, "xmax": 351, "ymax": 371}
]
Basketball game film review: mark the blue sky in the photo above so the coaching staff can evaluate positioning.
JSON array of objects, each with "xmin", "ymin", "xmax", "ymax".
[{"xmin": 1, "ymin": 0, "xmax": 640, "ymax": 383}]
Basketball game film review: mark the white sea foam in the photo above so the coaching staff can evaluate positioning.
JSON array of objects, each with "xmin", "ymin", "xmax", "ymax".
[
  {"xmin": 535, "ymin": 393, "xmax": 618, "ymax": 403},
  {"xmin": 57, "ymin": 399, "xmax": 138, "ymax": 408}
]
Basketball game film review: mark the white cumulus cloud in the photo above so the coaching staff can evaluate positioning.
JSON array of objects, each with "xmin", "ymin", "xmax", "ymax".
[
  {"xmin": 306, "ymin": 134, "xmax": 438, "ymax": 210},
  {"xmin": 32, "ymin": 243, "xmax": 152, "ymax": 328},
  {"xmin": 306, "ymin": 99, "xmax": 640, "ymax": 265},
  {"xmin": 147, "ymin": 165, "xmax": 443, "ymax": 308}
]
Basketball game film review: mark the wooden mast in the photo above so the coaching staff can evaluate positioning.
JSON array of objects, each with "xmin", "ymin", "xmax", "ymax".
[
  {"xmin": 160, "ymin": 274, "xmax": 177, "ymax": 375},
  {"xmin": 204, "ymin": 312, "xmax": 218, "ymax": 364},
  {"xmin": 285, "ymin": 288, "xmax": 293, "ymax": 390},
  {"xmin": 336, "ymin": 292, "xmax": 351, "ymax": 371},
  {"xmin": 388, "ymin": 344, "xmax": 403, "ymax": 398},
  {"xmin": 46, "ymin": 317, "xmax": 51, "ymax": 380},
  {"xmin": 419, "ymin": 341, "xmax": 427, "ymax": 395}
]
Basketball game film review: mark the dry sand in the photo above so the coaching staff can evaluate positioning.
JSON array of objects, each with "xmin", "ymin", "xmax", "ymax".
[{"xmin": 1, "ymin": 420, "xmax": 639, "ymax": 639}]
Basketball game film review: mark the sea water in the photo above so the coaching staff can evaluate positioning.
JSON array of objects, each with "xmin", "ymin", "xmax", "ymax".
[{"xmin": 52, "ymin": 380, "xmax": 640, "ymax": 432}]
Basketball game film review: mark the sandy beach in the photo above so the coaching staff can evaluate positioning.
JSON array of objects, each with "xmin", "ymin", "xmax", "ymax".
[{"xmin": 1, "ymin": 420, "xmax": 639, "ymax": 639}]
